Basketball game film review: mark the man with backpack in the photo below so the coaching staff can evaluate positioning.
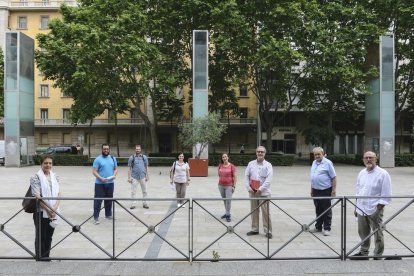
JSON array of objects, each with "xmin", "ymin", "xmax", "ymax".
[{"xmin": 128, "ymin": 145, "xmax": 149, "ymax": 209}]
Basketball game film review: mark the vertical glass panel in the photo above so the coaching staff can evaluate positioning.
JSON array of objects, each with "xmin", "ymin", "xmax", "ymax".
[{"xmin": 193, "ymin": 31, "xmax": 207, "ymax": 90}]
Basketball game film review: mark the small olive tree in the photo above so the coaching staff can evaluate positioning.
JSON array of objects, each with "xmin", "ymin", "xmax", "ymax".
[{"xmin": 178, "ymin": 113, "xmax": 227, "ymax": 159}]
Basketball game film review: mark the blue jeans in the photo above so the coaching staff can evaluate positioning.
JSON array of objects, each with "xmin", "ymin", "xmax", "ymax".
[{"xmin": 93, "ymin": 183, "xmax": 114, "ymax": 219}]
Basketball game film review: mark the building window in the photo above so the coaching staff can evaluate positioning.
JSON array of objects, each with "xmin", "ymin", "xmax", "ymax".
[
  {"xmin": 62, "ymin": 133, "xmax": 71, "ymax": 144},
  {"xmin": 40, "ymin": 16, "xmax": 50, "ymax": 29},
  {"xmin": 20, "ymin": 0, "xmax": 28, "ymax": 6},
  {"xmin": 339, "ymin": 135, "xmax": 346, "ymax": 154},
  {"xmin": 61, "ymin": 90, "xmax": 70, "ymax": 97},
  {"xmin": 240, "ymin": 107, "xmax": 248, "ymax": 119},
  {"xmin": 85, "ymin": 132, "xmax": 95, "ymax": 145},
  {"xmin": 40, "ymin": 133, "xmax": 49, "ymax": 144},
  {"xmin": 18, "ymin": 16, "xmax": 27, "ymax": 29},
  {"xmin": 40, "ymin": 84, "xmax": 49, "ymax": 97},
  {"xmin": 239, "ymin": 85, "xmax": 248, "ymax": 97},
  {"xmin": 276, "ymin": 113, "xmax": 296, "ymax": 127},
  {"xmin": 42, "ymin": 0, "xmax": 50, "ymax": 6},
  {"xmin": 40, "ymin": 109, "xmax": 48, "ymax": 122},
  {"xmin": 131, "ymin": 109, "xmax": 140, "ymax": 123},
  {"xmin": 107, "ymin": 132, "xmax": 116, "ymax": 145},
  {"xmin": 63, "ymin": 109, "xmax": 71, "ymax": 123},
  {"xmin": 348, "ymin": 135, "xmax": 355, "ymax": 154},
  {"xmin": 108, "ymin": 110, "xmax": 116, "ymax": 123}
]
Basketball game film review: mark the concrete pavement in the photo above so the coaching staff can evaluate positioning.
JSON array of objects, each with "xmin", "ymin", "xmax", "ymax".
[{"xmin": 1, "ymin": 164, "xmax": 414, "ymax": 275}]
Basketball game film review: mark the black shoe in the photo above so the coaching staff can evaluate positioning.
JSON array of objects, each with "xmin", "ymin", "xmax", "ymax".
[
  {"xmin": 374, "ymin": 257, "xmax": 383, "ymax": 260},
  {"xmin": 247, "ymin": 231, "xmax": 259, "ymax": 236},
  {"xmin": 349, "ymin": 252, "xmax": 369, "ymax": 260},
  {"xmin": 221, "ymin": 214, "xmax": 227, "ymax": 219},
  {"xmin": 226, "ymin": 215, "xmax": 231, "ymax": 222},
  {"xmin": 265, "ymin": 233, "xmax": 273, "ymax": 239},
  {"xmin": 385, "ymin": 255, "xmax": 402, "ymax": 260}
]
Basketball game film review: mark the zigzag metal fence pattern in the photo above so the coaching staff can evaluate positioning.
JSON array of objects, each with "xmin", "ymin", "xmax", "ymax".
[{"xmin": 0, "ymin": 196, "xmax": 413, "ymax": 262}]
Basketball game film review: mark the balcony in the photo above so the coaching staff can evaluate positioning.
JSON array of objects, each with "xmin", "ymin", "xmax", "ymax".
[
  {"xmin": 9, "ymin": 0, "xmax": 77, "ymax": 10},
  {"xmin": 34, "ymin": 118, "xmax": 257, "ymax": 127},
  {"xmin": 35, "ymin": 118, "xmax": 146, "ymax": 127}
]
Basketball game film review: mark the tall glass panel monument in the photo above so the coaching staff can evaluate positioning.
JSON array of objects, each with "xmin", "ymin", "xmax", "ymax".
[
  {"xmin": 192, "ymin": 30, "xmax": 208, "ymax": 159},
  {"xmin": 365, "ymin": 35, "xmax": 395, "ymax": 167},
  {"xmin": 4, "ymin": 32, "xmax": 35, "ymax": 167}
]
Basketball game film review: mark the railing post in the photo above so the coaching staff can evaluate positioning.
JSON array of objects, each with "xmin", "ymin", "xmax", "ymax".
[
  {"xmin": 189, "ymin": 198, "xmax": 193, "ymax": 263},
  {"xmin": 342, "ymin": 197, "xmax": 346, "ymax": 261},
  {"xmin": 112, "ymin": 200, "xmax": 115, "ymax": 260}
]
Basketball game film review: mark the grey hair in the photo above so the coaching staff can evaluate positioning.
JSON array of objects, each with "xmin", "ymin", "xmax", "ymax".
[{"xmin": 312, "ymin": 147, "xmax": 324, "ymax": 154}]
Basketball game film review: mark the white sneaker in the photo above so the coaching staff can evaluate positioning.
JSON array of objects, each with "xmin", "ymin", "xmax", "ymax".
[
  {"xmin": 309, "ymin": 227, "xmax": 322, "ymax": 233},
  {"xmin": 93, "ymin": 219, "xmax": 100, "ymax": 225},
  {"xmin": 177, "ymin": 203, "xmax": 181, "ymax": 208},
  {"xmin": 323, "ymin": 230, "xmax": 331, "ymax": 236},
  {"xmin": 181, "ymin": 204, "xmax": 186, "ymax": 208}
]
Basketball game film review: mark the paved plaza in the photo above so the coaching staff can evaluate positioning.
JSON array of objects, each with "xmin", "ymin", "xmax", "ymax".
[{"xmin": 0, "ymin": 163, "xmax": 414, "ymax": 275}]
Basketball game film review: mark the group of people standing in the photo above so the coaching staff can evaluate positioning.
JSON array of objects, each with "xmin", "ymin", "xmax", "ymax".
[{"xmin": 28, "ymin": 144, "xmax": 392, "ymax": 261}]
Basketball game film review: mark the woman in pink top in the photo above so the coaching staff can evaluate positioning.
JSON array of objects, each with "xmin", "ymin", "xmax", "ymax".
[{"xmin": 218, "ymin": 153, "xmax": 237, "ymax": 222}]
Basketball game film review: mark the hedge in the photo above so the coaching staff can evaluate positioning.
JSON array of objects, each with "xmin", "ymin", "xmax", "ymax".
[
  {"xmin": 327, "ymin": 154, "xmax": 414, "ymax": 167},
  {"xmin": 33, "ymin": 155, "xmax": 89, "ymax": 166},
  {"xmin": 395, "ymin": 154, "xmax": 414, "ymax": 166},
  {"xmin": 208, "ymin": 153, "xmax": 295, "ymax": 166}
]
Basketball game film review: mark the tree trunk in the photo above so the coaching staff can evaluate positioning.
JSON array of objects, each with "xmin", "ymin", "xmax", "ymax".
[
  {"xmin": 327, "ymin": 111, "xmax": 334, "ymax": 155},
  {"xmin": 114, "ymin": 115, "xmax": 120, "ymax": 157}
]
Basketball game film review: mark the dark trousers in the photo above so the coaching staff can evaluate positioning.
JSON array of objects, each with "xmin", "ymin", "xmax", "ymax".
[
  {"xmin": 33, "ymin": 211, "xmax": 55, "ymax": 259},
  {"xmin": 312, "ymin": 187, "xmax": 332, "ymax": 231},
  {"xmin": 94, "ymin": 183, "xmax": 114, "ymax": 219}
]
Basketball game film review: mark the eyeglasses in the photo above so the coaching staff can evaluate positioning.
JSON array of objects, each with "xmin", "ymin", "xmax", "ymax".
[{"xmin": 363, "ymin": 156, "xmax": 376, "ymax": 160}]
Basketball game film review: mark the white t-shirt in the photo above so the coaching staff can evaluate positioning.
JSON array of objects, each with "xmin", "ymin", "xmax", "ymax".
[{"xmin": 171, "ymin": 162, "xmax": 190, "ymax": 183}]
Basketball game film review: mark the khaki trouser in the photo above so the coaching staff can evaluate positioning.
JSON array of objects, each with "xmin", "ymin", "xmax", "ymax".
[
  {"xmin": 131, "ymin": 178, "xmax": 147, "ymax": 206},
  {"xmin": 249, "ymin": 192, "xmax": 272, "ymax": 234},
  {"xmin": 357, "ymin": 209, "xmax": 384, "ymax": 256}
]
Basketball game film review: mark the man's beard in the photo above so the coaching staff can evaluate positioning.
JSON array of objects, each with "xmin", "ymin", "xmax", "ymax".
[{"xmin": 102, "ymin": 151, "xmax": 109, "ymax": 156}]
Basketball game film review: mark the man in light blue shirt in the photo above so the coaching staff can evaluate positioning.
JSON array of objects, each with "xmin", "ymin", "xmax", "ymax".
[
  {"xmin": 92, "ymin": 144, "xmax": 118, "ymax": 225},
  {"xmin": 310, "ymin": 147, "xmax": 337, "ymax": 236}
]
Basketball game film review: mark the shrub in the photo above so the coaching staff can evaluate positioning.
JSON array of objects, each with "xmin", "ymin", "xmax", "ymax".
[
  {"xmin": 208, "ymin": 153, "xmax": 295, "ymax": 166},
  {"xmin": 33, "ymin": 155, "xmax": 89, "ymax": 166}
]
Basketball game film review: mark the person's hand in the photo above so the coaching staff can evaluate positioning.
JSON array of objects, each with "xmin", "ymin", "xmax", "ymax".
[
  {"xmin": 255, "ymin": 190, "xmax": 262, "ymax": 196},
  {"xmin": 145, "ymin": 176, "xmax": 149, "ymax": 181},
  {"xmin": 128, "ymin": 179, "xmax": 132, "ymax": 183},
  {"xmin": 232, "ymin": 186, "xmax": 235, "ymax": 193},
  {"xmin": 331, "ymin": 190, "xmax": 336, "ymax": 197}
]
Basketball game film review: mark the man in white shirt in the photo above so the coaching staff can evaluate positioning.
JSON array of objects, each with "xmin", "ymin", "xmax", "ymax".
[
  {"xmin": 350, "ymin": 151, "xmax": 392, "ymax": 260},
  {"xmin": 244, "ymin": 146, "xmax": 273, "ymax": 239}
]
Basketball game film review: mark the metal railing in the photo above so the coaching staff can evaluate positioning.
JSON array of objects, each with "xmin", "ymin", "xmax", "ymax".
[{"xmin": 0, "ymin": 196, "xmax": 412, "ymax": 262}]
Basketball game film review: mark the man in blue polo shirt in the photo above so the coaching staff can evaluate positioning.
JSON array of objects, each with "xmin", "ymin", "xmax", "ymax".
[
  {"xmin": 310, "ymin": 147, "xmax": 337, "ymax": 236},
  {"xmin": 92, "ymin": 144, "xmax": 118, "ymax": 225}
]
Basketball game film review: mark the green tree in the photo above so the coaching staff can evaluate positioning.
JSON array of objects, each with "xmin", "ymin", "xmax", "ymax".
[
  {"xmin": 178, "ymin": 113, "xmax": 227, "ymax": 159},
  {"xmin": 201, "ymin": 0, "xmax": 315, "ymax": 152},
  {"xmin": 391, "ymin": 0, "xmax": 414, "ymax": 152},
  {"xmin": 36, "ymin": 1, "xmax": 185, "ymax": 153},
  {"xmin": 298, "ymin": 1, "xmax": 384, "ymax": 154}
]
